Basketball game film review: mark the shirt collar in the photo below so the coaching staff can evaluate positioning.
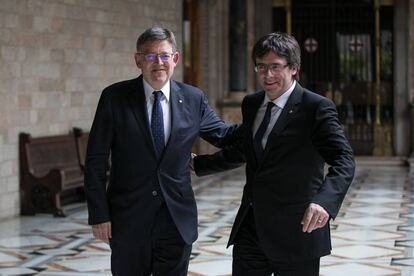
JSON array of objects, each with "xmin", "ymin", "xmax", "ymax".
[
  {"xmin": 263, "ymin": 80, "xmax": 296, "ymax": 109},
  {"xmin": 143, "ymin": 79, "xmax": 170, "ymax": 102}
]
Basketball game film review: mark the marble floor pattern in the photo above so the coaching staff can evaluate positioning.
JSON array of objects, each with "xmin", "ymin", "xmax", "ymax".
[{"xmin": 0, "ymin": 159, "xmax": 413, "ymax": 275}]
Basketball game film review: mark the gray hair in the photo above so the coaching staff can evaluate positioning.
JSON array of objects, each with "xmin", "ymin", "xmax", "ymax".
[{"xmin": 136, "ymin": 27, "xmax": 177, "ymax": 52}]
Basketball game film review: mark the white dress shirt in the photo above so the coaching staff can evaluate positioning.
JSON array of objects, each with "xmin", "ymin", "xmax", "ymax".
[
  {"xmin": 143, "ymin": 79, "xmax": 171, "ymax": 145},
  {"xmin": 253, "ymin": 81, "xmax": 296, "ymax": 149}
]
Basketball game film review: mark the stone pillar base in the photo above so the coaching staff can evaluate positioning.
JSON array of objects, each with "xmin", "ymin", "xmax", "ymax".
[
  {"xmin": 408, "ymin": 157, "xmax": 414, "ymax": 175},
  {"xmin": 217, "ymin": 91, "xmax": 245, "ymax": 123},
  {"xmin": 373, "ymin": 124, "xmax": 393, "ymax": 156}
]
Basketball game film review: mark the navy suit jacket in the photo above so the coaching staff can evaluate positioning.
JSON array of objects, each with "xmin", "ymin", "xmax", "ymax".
[
  {"xmin": 85, "ymin": 75, "xmax": 236, "ymax": 246},
  {"xmin": 195, "ymin": 83, "xmax": 355, "ymax": 262}
]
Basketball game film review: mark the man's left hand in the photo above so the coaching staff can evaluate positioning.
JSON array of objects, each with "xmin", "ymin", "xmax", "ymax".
[{"xmin": 301, "ymin": 203, "xmax": 329, "ymax": 233}]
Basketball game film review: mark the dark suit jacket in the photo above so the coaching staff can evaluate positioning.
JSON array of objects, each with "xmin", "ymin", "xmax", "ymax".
[
  {"xmin": 195, "ymin": 83, "xmax": 355, "ymax": 262},
  {"xmin": 84, "ymin": 75, "xmax": 236, "ymax": 246}
]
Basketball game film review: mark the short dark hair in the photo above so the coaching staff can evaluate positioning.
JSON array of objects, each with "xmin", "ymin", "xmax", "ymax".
[
  {"xmin": 136, "ymin": 27, "xmax": 177, "ymax": 52},
  {"xmin": 252, "ymin": 32, "xmax": 301, "ymax": 80}
]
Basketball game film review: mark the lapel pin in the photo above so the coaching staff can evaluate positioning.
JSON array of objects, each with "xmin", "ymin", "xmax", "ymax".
[
  {"xmin": 179, "ymin": 99, "xmax": 183, "ymax": 103},
  {"xmin": 289, "ymin": 109, "xmax": 293, "ymax": 114}
]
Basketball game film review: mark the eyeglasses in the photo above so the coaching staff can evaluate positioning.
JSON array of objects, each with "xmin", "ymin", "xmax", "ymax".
[
  {"xmin": 137, "ymin": 52, "xmax": 175, "ymax": 62},
  {"xmin": 254, "ymin": 63, "xmax": 289, "ymax": 73}
]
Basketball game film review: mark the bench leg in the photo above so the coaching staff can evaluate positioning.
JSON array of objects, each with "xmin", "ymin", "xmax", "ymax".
[
  {"xmin": 54, "ymin": 209, "xmax": 65, "ymax": 217},
  {"xmin": 21, "ymin": 189, "xmax": 36, "ymax": 216},
  {"xmin": 53, "ymin": 193, "xmax": 66, "ymax": 217},
  {"xmin": 21, "ymin": 205, "xmax": 36, "ymax": 216}
]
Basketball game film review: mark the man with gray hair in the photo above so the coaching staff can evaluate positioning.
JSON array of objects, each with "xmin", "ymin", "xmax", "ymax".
[{"xmin": 84, "ymin": 27, "xmax": 237, "ymax": 275}]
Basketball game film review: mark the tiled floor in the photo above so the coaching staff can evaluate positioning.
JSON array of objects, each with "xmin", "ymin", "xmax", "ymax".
[{"xmin": 0, "ymin": 158, "xmax": 413, "ymax": 275}]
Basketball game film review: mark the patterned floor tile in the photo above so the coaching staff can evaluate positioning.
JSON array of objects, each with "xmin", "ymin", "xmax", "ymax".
[
  {"xmin": 0, "ymin": 267, "xmax": 38, "ymax": 275},
  {"xmin": 0, "ymin": 236, "xmax": 60, "ymax": 249},
  {"xmin": 0, "ymin": 251, "xmax": 23, "ymax": 263},
  {"xmin": 336, "ymin": 216, "xmax": 403, "ymax": 227},
  {"xmin": 391, "ymin": 258, "xmax": 414, "ymax": 266},
  {"xmin": 0, "ymin": 161, "xmax": 413, "ymax": 275},
  {"xmin": 49, "ymin": 255, "xmax": 111, "ymax": 272},
  {"xmin": 189, "ymin": 259, "xmax": 232, "ymax": 276},
  {"xmin": 353, "ymin": 208, "xmax": 405, "ymax": 216},
  {"xmin": 332, "ymin": 244, "xmax": 403, "ymax": 259},
  {"xmin": 320, "ymin": 262, "xmax": 400, "ymax": 276},
  {"xmin": 332, "ymin": 229, "xmax": 404, "ymax": 242}
]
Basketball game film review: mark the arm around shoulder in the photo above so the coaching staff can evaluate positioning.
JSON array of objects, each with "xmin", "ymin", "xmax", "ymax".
[{"xmin": 194, "ymin": 133, "xmax": 246, "ymax": 177}]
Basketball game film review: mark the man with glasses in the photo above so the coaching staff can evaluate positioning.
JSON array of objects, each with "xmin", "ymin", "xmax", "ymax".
[
  {"xmin": 84, "ymin": 27, "xmax": 237, "ymax": 276},
  {"xmin": 194, "ymin": 32, "xmax": 355, "ymax": 275}
]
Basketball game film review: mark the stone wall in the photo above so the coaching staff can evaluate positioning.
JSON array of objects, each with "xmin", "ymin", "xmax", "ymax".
[
  {"xmin": 196, "ymin": 0, "xmax": 233, "ymax": 154},
  {"xmin": 411, "ymin": 0, "xmax": 414, "ymax": 103},
  {"xmin": 0, "ymin": 0, "xmax": 183, "ymax": 220},
  {"xmin": 409, "ymin": 0, "xmax": 414, "ymax": 160}
]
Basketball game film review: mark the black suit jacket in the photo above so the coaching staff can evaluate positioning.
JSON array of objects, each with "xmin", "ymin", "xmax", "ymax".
[
  {"xmin": 195, "ymin": 83, "xmax": 355, "ymax": 262},
  {"xmin": 84, "ymin": 75, "xmax": 236, "ymax": 246}
]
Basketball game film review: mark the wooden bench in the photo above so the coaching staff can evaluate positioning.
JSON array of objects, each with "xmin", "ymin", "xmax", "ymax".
[
  {"xmin": 19, "ymin": 132, "xmax": 84, "ymax": 217},
  {"xmin": 73, "ymin": 127, "xmax": 111, "ymax": 182},
  {"xmin": 72, "ymin": 127, "xmax": 89, "ymax": 171}
]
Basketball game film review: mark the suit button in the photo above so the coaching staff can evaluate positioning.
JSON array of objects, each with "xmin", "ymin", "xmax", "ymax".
[{"xmin": 152, "ymin": 190, "xmax": 158, "ymax": 196}]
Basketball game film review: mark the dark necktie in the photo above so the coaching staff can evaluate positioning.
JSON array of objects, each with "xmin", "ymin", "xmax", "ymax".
[
  {"xmin": 253, "ymin": 102, "xmax": 275, "ymax": 160},
  {"xmin": 151, "ymin": 91, "xmax": 165, "ymax": 158}
]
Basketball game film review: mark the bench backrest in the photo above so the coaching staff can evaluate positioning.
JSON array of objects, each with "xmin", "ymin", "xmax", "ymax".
[
  {"xmin": 20, "ymin": 133, "xmax": 79, "ymax": 177},
  {"xmin": 72, "ymin": 127, "xmax": 89, "ymax": 168}
]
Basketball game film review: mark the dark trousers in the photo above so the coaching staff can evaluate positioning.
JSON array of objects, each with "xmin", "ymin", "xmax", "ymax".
[
  {"xmin": 110, "ymin": 203, "xmax": 192, "ymax": 276},
  {"xmin": 233, "ymin": 208, "xmax": 320, "ymax": 276}
]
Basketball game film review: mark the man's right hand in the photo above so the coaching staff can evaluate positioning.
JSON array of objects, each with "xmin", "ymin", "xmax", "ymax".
[{"xmin": 92, "ymin": 221, "xmax": 112, "ymax": 244}]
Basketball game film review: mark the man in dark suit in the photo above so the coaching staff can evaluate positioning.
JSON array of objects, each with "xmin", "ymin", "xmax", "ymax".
[
  {"xmin": 194, "ymin": 32, "xmax": 355, "ymax": 275},
  {"xmin": 84, "ymin": 27, "xmax": 237, "ymax": 276}
]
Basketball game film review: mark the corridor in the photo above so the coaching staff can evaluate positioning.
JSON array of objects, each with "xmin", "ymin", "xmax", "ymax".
[{"xmin": 0, "ymin": 158, "xmax": 412, "ymax": 275}]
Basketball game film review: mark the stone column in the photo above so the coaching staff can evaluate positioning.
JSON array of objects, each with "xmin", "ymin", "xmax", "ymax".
[
  {"xmin": 218, "ymin": 0, "xmax": 247, "ymax": 123},
  {"xmin": 251, "ymin": 0, "xmax": 273, "ymax": 91},
  {"xmin": 229, "ymin": 0, "xmax": 247, "ymax": 94},
  {"xmin": 408, "ymin": 0, "xmax": 414, "ymax": 170},
  {"xmin": 220, "ymin": 0, "xmax": 273, "ymax": 123},
  {"xmin": 394, "ymin": 0, "xmax": 411, "ymax": 156}
]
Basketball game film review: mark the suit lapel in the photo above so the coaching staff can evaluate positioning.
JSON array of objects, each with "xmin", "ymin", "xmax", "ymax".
[
  {"xmin": 262, "ymin": 83, "xmax": 304, "ymax": 157},
  {"xmin": 165, "ymin": 80, "xmax": 184, "ymax": 152},
  {"xmin": 245, "ymin": 91, "xmax": 265, "ymax": 167},
  {"xmin": 126, "ymin": 76, "xmax": 157, "ymax": 158}
]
